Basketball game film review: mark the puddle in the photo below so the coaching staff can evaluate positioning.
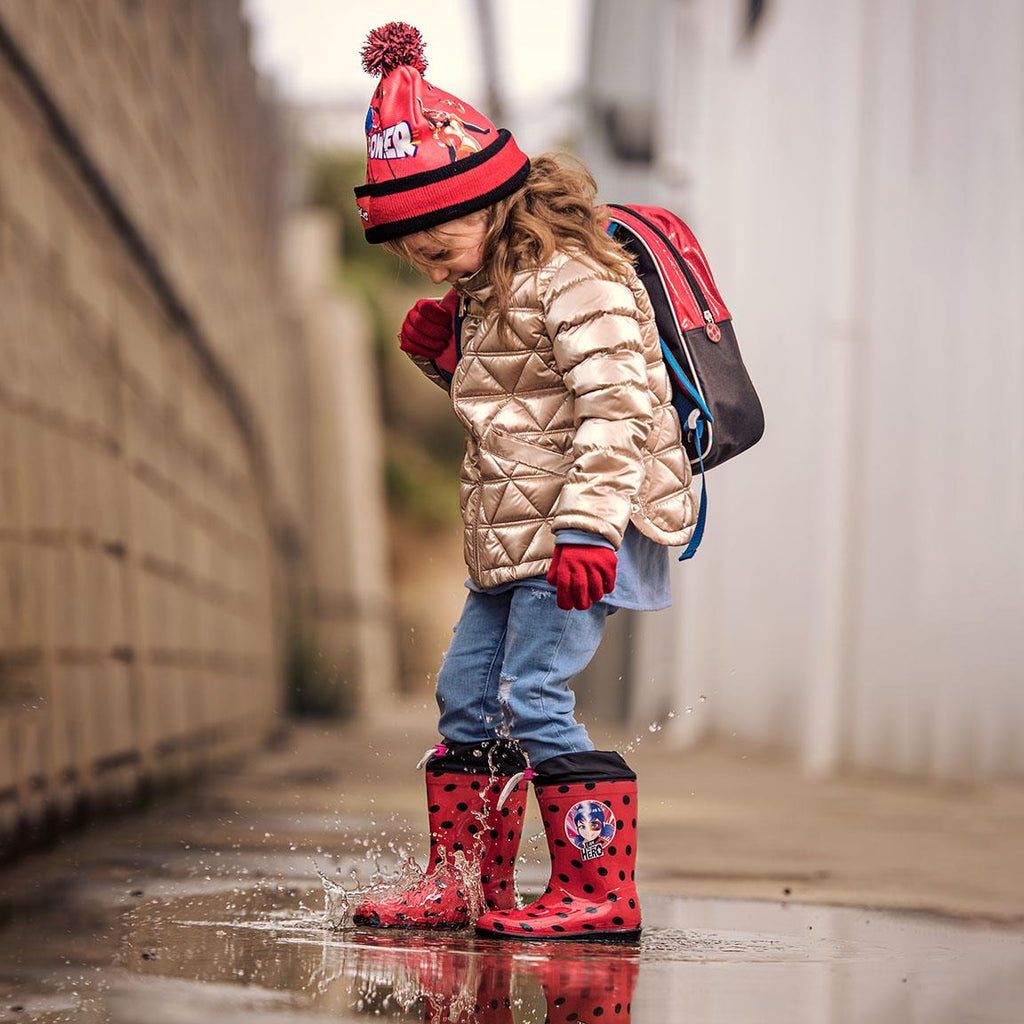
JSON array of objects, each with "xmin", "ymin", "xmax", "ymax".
[
  {"xmin": 2, "ymin": 855, "xmax": 1023, "ymax": 1023},
  {"xmin": 0, "ymin": 778, "xmax": 1022, "ymax": 1024}
]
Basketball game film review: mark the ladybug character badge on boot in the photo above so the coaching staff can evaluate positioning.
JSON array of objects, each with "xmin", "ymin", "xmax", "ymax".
[{"xmin": 565, "ymin": 800, "xmax": 616, "ymax": 861}]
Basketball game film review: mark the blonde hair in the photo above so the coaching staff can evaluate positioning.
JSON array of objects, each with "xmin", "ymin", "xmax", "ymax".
[{"xmin": 385, "ymin": 154, "xmax": 632, "ymax": 336}]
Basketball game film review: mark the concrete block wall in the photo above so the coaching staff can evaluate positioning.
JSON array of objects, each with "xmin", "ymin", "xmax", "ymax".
[{"xmin": 0, "ymin": 1, "xmax": 306, "ymax": 846}]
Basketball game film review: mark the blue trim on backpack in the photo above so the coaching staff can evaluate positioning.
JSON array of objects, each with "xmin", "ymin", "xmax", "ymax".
[
  {"xmin": 678, "ymin": 418, "xmax": 708, "ymax": 561},
  {"xmin": 609, "ymin": 217, "xmax": 709, "ymax": 561},
  {"xmin": 660, "ymin": 339, "xmax": 713, "ymax": 423}
]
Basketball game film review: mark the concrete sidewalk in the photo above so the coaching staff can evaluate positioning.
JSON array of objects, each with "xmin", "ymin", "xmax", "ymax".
[
  {"xmin": 2, "ymin": 714, "xmax": 1023, "ymax": 1024},
  {"xmin": 2, "ymin": 715, "xmax": 1022, "ymax": 924}
]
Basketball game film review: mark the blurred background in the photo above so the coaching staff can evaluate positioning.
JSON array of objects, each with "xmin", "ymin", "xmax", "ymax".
[{"xmin": 0, "ymin": 0, "xmax": 1022, "ymax": 854}]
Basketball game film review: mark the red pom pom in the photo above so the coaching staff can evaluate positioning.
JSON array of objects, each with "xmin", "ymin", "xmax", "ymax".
[{"xmin": 361, "ymin": 22, "xmax": 427, "ymax": 77}]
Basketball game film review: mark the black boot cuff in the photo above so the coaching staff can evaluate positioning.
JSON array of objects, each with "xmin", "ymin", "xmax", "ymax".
[
  {"xmin": 428, "ymin": 738, "xmax": 528, "ymax": 776},
  {"xmin": 531, "ymin": 750, "xmax": 637, "ymax": 784}
]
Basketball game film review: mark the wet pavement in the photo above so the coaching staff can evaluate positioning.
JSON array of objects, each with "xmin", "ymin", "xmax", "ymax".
[{"xmin": 2, "ymin": 720, "xmax": 1023, "ymax": 1022}]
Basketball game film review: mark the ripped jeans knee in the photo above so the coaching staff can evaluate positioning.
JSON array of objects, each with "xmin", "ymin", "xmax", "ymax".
[{"xmin": 432, "ymin": 584, "xmax": 608, "ymax": 763}]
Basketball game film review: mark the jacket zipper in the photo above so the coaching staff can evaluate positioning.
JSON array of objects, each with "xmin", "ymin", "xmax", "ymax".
[
  {"xmin": 431, "ymin": 296, "xmax": 466, "ymax": 385},
  {"xmin": 607, "ymin": 204, "xmax": 719, "ymax": 340},
  {"xmin": 449, "ymin": 296, "xmax": 482, "ymax": 581},
  {"xmin": 455, "ymin": 294, "xmax": 466, "ymax": 361}
]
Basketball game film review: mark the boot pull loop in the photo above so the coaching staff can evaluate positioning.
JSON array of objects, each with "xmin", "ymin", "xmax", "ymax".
[
  {"xmin": 497, "ymin": 767, "xmax": 534, "ymax": 810},
  {"xmin": 415, "ymin": 743, "xmax": 448, "ymax": 770}
]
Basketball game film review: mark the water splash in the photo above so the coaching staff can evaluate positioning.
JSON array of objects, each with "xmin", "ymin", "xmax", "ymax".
[
  {"xmin": 319, "ymin": 869, "xmax": 353, "ymax": 930},
  {"xmin": 621, "ymin": 734, "xmax": 646, "ymax": 755},
  {"xmin": 621, "ymin": 702, "xmax": 710, "ymax": 753},
  {"xmin": 320, "ymin": 751, "xmax": 533, "ymax": 931},
  {"xmin": 318, "ymin": 838, "xmax": 492, "ymax": 932},
  {"xmin": 318, "ymin": 854, "xmax": 426, "ymax": 931}
]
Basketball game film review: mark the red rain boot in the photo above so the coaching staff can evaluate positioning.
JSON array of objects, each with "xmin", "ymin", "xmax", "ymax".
[
  {"xmin": 353, "ymin": 740, "xmax": 527, "ymax": 929},
  {"xmin": 530, "ymin": 953, "xmax": 639, "ymax": 1024},
  {"xmin": 475, "ymin": 751, "xmax": 641, "ymax": 940}
]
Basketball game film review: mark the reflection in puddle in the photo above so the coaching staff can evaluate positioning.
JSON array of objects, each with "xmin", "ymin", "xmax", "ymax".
[
  {"xmin": 170, "ymin": 895, "xmax": 643, "ymax": 1022},
  {"xmin": 311, "ymin": 934, "xmax": 625, "ymax": 1023}
]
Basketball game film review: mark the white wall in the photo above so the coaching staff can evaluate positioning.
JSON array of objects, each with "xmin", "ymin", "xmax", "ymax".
[{"xmin": 585, "ymin": 0, "xmax": 1024, "ymax": 778}]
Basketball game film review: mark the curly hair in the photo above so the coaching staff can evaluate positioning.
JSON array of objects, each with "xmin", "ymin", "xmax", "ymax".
[{"xmin": 385, "ymin": 154, "xmax": 632, "ymax": 338}]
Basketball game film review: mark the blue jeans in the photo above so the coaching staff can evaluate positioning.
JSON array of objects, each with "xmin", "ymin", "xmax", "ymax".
[{"xmin": 435, "ymin": 584, "xmax": 609, "ymax": 764}]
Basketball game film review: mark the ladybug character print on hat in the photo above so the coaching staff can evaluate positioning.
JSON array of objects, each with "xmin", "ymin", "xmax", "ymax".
[
  {"xmin": 417, "ymin": 97, "xmax": 491, "ymax": 162},
  {"xmin": 565, "ymin": 800, "xmax": 616, "ymax": 861}
]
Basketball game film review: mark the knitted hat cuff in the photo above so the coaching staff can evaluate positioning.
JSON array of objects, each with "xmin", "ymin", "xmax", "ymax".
[{"xmin": 357, "ymin": 130, "xmax": 530, "ymax": 243}]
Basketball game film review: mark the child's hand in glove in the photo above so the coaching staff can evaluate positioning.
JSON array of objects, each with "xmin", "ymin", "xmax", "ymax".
[
  {"xmin": 399, "ymin": 289, "xmax": 458, "ymax": 359},
  {"xmin": 546, "ymin": 544, "xmax": 618, "ymax": 611}
]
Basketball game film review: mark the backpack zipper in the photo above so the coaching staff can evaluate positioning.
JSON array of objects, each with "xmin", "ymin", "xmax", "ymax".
[{"xmin": 607, "ymin": 204, "xmax": 720, "ymax": 341}]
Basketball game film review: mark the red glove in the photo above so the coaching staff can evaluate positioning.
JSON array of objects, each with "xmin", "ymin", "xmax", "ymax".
[
  {"xmin": 399, "ymin": 289, "xmax": 458, "ymax": 360},
  {"xmin": 546, "ymin": 544, "xmax": 618, "ymax": 611}
]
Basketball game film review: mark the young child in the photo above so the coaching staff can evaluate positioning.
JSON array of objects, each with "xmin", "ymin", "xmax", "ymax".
[{"xmin": 352, "ymin": 23, "xmax": 697, "ymax": 940}]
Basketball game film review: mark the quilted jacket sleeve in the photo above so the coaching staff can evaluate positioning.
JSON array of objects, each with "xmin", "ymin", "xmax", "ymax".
[
  {"xmin": 542, "ymin": 255, "xmax": 654, "ymax": 546},
  {"xmin": 405, "ymin": 351, "xmax": 454, "ymax": 393}
]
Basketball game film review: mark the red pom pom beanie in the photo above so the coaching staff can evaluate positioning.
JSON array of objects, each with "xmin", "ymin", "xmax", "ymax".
[{"xmin": 354, "ymin": 22, "xmax": 531, "ymax": 244}]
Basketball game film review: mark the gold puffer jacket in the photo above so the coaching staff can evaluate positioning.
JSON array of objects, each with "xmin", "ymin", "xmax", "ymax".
[{"xmin": 411, "ymin": 250, "xmax": 697, "ymax": 589}]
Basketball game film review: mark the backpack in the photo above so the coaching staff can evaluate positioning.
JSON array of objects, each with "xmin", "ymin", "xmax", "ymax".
[{"xmin": 605, "ymin": 204, "xmax": 764, "ymax": 560}]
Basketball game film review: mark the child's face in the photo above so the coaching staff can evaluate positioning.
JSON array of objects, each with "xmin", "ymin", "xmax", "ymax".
[{"xmin": 403, "ymin": 212, "xmax": 488, "ymax": 286}]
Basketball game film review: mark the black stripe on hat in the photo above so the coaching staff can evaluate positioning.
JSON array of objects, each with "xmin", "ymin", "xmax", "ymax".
[
  {"xmin": 363, "ymin": 158, "xmax": 530, "ymax": 243},
  {"xmin": 356, "ymin": 129, "xmax": 515, "ymax": 198}
]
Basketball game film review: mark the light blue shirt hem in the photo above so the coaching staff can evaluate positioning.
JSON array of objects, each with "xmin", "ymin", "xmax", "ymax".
[{"xmin": 465, "ymin": 523, "xmax": 672, "ymax": 611}]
